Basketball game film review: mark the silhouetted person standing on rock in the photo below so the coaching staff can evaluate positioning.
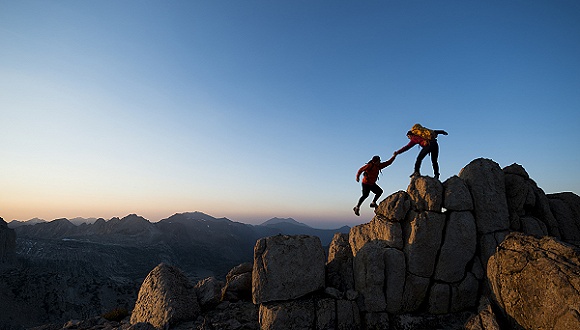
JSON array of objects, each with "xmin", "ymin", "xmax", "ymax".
[
  {"xmin": 395, "ymin": 123, "xmax": 448, "ymax": 180},
  {"xmin": 354, "ymin": 153, "xmax": 397, "ymax": 216}
]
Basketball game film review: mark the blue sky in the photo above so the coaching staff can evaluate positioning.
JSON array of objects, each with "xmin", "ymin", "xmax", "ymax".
[{"xmin": 1, "ymin": 1, "xmax": 579, "ymax": 228}]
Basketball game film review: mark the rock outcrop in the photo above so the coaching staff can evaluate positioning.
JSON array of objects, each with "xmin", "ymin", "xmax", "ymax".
[
  {"xmin": 130, "ymin": 263, "xmax": 200, "ymax": 329},
  {"xmin": 487, "ymin": 232, "xmax": 580, "ymax": 329},
  {"xmin": 252, "ymin": 234, "xmax": 325, "ymax": 304}
]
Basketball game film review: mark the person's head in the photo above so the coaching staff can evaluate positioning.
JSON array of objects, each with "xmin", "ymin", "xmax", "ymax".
[
  {"xmin": 406, "ymin": 130, "xmax": 414, "ymax": 139},
  {"xmin": 370, "ymin": 155, "xmax": 380, "ymax": 164}
]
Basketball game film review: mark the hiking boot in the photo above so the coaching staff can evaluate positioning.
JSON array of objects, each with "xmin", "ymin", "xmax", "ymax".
[
  {"xmin": 370, "ymin": 202, "xmax": 378, "ymax": 208},
  {"xmin": 434, "ymin": 174, "xmax": 440, "ymax": 180},
  {"xmin": 410, "ymin": 172, "xmax": 420, "ymax": 178},
  {"xmin": 353, "ymin": 206, "xmax": 360, "ymax": 216}
]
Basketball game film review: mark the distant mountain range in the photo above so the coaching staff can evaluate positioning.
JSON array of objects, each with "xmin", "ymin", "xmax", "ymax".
[{"xmin": 10, "ymin": 212, "xmax": 350, "ymax": 280}]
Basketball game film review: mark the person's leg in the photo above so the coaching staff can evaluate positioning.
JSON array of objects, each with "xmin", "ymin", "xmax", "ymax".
[
  {"xmin": 414, "ymin": 146, "xmax": 430, "ymax": 175},
  {"xmin": 430, "ymin": 141, "xmax": 440, "ymax": 179},
  {"xmin": 354, "ymin": 184, "xmax": 371, "ymax": 215},
  {"xmin": 370, "ymin": 184, "xmax": 383, "ymax": 207}
]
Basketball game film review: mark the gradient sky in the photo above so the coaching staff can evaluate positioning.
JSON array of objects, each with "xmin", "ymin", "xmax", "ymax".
[{"xmin": 1, "ymin": 1, "xmax": 579, "ymax": 228}]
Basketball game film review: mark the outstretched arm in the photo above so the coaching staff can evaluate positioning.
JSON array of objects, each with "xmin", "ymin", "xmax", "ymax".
[
  {"xmin": 380, "ymin": 153, "xmax": 397, "ymax": 168},
  {"xmin": 395, "ymin": 141, "xmax": 415, "ymax": 155},
  {"xmin": 434, "ymin": 130, "xmax": 448, "ymax": 135}
]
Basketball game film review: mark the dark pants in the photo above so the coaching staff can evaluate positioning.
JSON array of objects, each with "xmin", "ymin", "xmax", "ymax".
[
  {"xmin": 415, "ymin": 140, "xmax": 439, "ymax": 176},
  {"xmin": 357, "ymin": 183, "xmax": 383, "ymax": 207}
]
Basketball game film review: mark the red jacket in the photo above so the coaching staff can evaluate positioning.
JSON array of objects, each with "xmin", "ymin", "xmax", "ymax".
[{"xmin": 356, "ymin": 159, "xmax": 394, "ymax": 185}]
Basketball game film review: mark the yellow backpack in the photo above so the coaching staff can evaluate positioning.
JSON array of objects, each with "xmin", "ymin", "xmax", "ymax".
[{"xmin": 411, "ymin": 124, "xmax": 434, "ymax": 140}]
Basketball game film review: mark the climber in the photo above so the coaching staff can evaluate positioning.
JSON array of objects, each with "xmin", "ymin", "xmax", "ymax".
[
  {"xmin": 394, "ymin": 123, "xmax": 448, "ymax": 180},
  {"xmin": 353, "ymin": 153, "xmax": 397, "ymax": 216}
]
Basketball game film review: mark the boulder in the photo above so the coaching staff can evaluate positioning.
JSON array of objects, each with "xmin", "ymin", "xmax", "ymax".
[
  {"xmin": 374, "ymin": 190, "xmax": 411, "ymax": 222},
  {"xmin": 326, "ymin": 233, "xmax": 355, "ymax": 292},
  {"xmin": 349, "ymin": 216, "xmax": 403, "ymax": 256},
  {"xmin": 130, "ymin": 263, "xmax": 200, "ymax": 329},
  {"xmin": 194, "ymin": 277, "xmax": 224, "ymax": 311},
  {"xmin": 221, "ymin": 262, "xmax": 253, "ymax": 302},
  {"xmin": 252, "ymin": 235, "xmax": 325, "ymax": 304},
  {"xmin": 458, "ymin": 158, "xmax": 510, "ymax": 234},
  {"xmin": 407, "ymin": 176, "xmax": 444, "ymax": 212},
  {"xmin": 487, "ymin": 232, "xmax": 580, "ymax": 329}
]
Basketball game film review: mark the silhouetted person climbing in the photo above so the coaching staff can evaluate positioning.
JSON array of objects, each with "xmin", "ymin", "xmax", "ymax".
[
  {"xmin": 395, "ymin": 124, "xmax": 448, "ymax": 180},
  {"xmin": 353, "ymin": 153, "xmax": 397, "ymax": 216}
]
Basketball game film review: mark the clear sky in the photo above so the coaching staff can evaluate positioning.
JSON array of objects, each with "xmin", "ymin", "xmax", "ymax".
[{"xmin": 1, "ymin": 1, "xmax": 579, "ymax": 228}]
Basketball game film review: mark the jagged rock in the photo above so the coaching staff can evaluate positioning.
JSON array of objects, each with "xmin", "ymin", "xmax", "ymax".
[
  {"xmin": 487, "ymin": 232, "xmax": 580, "ymax": 329},
  {"xmin": 349, "ymin": 216, "xmax": 403, "ymax": 256},
  {"xmin": 130, "ymin": 263, "xmax": 200, "ymax": 329},
  {"xmin": 403, "ymin": 211, "xmax": 446, "ymax": 278},
  {"xmin": 459, "ymin": 158, "xmax": 510, "ymax": 235},
  {"xmin": 194, "ymin": 276, "xmax": 224, "ymax": 311},
  {"xmin": 326, "ymin": 233, "xmax": 355, "ymax": 292},
  {"xmin": 221, "ymin": 262, "xmax": 252, "ymax": 302},
  {"xmin": 443, "ymin": 175, "xmax": 474, "ymax": 211},
  {"xmin": 374, "ymin": 190, "xmax": 411, "ymax": 222},
  {"xmin": 434, "ymin": 211, "xmax": 477, "ymax": 282},
  {"xmin": 0, "ymin": 217, "xmax": 16, "ymax": 263},
  {"xmin": 252, "ymin": 235, "xmax": 325, "ymax": 304},
  {"xmin": 407, "ymin": 176, "xmax": 444, "ymax": 212},
  {"xmin": 549, "ymin": 192, "xmax": 580, "ymax": 246}
]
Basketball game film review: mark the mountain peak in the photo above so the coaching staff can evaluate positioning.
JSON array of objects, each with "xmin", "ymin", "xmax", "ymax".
[{"xmin": 260, "ymin": 217, "xmax": 311, "ymax": 228}]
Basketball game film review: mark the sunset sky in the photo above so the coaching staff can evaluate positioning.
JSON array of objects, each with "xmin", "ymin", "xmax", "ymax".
[{"xmin": 2, "ymin": 1, "xmax": 579, "ymax": 228}]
